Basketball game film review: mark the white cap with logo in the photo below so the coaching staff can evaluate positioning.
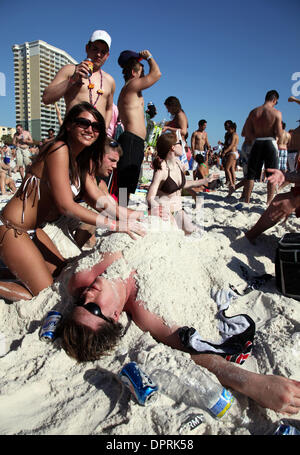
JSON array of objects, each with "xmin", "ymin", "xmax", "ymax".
[{"xmin": 89, "ymin": 30, "xmax": 111, "ymax": 49}]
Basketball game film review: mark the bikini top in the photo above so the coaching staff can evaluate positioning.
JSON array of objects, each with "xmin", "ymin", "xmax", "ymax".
[{"xmin": 159, "ymin": 162, "xmax": 186, "ymax": 195}]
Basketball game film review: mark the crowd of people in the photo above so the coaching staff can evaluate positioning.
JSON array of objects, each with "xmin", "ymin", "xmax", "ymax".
[{"xmin": 0, "ymin": 29, "xmax": 300, "ymax": 418}]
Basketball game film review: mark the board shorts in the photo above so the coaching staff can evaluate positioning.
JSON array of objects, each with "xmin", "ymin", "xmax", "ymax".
[
  {"xmin": 278, "ymin": 149, "xmax": 288, "ymax": 171},
  {"xmin": 116, "ymin": 131, "xmax": 145, "ymax": 195},
  {"xmin": 246, "ymin": 137, "xmax": 279, "ymax": 180},
  {"xmin": 16, "ymin": 147, "xmax": 31, "ymax": 168}
]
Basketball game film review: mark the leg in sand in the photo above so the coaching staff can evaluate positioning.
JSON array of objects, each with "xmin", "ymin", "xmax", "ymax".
[
  {"xmin": 0, "ymin": 227, "xmax": 65, "ymax": 301},
  {"xmin": 243, "ymin": 179, "xmax": 254, "ymax": 203},
  {"xmin": 225, "ymin": 154, "xmax": 237, "ymax": 195}
]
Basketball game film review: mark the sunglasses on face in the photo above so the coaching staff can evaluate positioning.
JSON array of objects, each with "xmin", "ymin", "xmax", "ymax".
[
  {"xmin": 76, "ymin": 296, "xmax": 113, "ymax": 324},
  {"xmin": 175, "ymin": 140, "xmax": 182, "ymax": 146},
  {"xmin": 73, "ymin": 117, "xmax": 102, "ymax": 133}
]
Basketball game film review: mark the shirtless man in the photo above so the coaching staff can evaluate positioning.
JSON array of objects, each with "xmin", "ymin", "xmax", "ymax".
[
  {"xmin": 60, "ymin": 245, "xmax": 300, "ymax": 415},
  {"xmin": 242, "ymin": 90, "xmax": 283, "ymax": 205},
  {"xmin": 42, "ymin": 30, "xmax": 115, "ymax": 129},
  {"xmin": 116, "ymin": 50, "xmax": 161, "ymax": 205},
  {"xmin": 191, "ymin": 120, "xmax": 210, "ymax": 169},
  {"xmin": 12, "ymin": 124, "xmax": 33, "ymax": 179},
  {"xmin": 277, "ymin": 122, "xmax": 291, "ymax": 172}
]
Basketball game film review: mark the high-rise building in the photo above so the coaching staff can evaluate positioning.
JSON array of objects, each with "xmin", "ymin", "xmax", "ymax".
[{"xmin": 12, "ymin": 40, "xmax": 77, "ymax": 141}]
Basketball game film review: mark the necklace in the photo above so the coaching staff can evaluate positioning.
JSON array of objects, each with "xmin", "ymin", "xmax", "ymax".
[{"xmin": 88, "ymin": 68, "xmax": 104, "ymax": 107}]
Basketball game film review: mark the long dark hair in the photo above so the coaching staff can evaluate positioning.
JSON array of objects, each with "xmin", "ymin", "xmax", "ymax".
[{"xmin": 34, "ymin": 102, "xmax": 106, "ymax": 190}]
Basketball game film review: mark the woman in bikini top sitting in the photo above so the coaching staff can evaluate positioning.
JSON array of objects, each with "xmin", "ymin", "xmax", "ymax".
[
  {"xmin": 0, "ymin": 102, "xmax": 145, "ymax": 302},
  {"xmin": 147, "ymin": 132, "xmax": 218, "ymax": 234}
]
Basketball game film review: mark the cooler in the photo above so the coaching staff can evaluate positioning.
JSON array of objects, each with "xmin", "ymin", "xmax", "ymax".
[{"xmin": 275, "ymin": 233, "xmax": 300, "ymax": 301}]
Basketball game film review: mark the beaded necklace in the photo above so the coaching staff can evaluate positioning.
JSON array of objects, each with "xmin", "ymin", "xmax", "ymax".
[{"xmin": 88, "ymin": 68, "xmax": 104, "ymax": 107}]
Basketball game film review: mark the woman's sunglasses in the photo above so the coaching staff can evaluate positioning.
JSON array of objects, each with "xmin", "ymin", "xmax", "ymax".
[
  {"xmin": 73, "ymin": 117, "xmax": 102, "ymax": 133},
  {"xmin": 76, "ymin": 296, "xmax": 112, "ymax": 324}
]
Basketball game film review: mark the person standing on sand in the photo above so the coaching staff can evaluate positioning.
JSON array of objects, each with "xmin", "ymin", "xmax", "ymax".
[
  {"xmin": 242, "ymin": 90, "xmax": 282, "ymax": 205},
  {"xmin": 12, "ymin": 124, "xmax": 33, "ymax": 179},
  {"xmin": 116, "ymin": 50, "xmax": 161, "ymax": 206},
  {"xmin": 42, "ymin": 30, "xmax": 115, "ymax": 130},
  {"xmin": 191, "ymin": 119, "xmax": 210, "ymax": 167},
  {"xmin": 277, "ymin": 122, "xmax": 291, "ymax": 172}
]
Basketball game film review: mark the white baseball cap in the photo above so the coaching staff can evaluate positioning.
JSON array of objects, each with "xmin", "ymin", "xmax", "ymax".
[{"xmin": 89, "ymin": 30, "xmax": 111, "ymax": 49}]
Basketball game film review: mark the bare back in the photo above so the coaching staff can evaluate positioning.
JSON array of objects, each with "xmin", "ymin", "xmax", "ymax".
[
  {"xmin": 248, "ymin": 104, "xmax": 282, "ymax": 139},
  {"xmin": 278, "ymin": 130, "xmax": 291, "ymax": 149},
  {"xmin": 118, "ymin": 82, "xmax": 146, "ymax": 140}
]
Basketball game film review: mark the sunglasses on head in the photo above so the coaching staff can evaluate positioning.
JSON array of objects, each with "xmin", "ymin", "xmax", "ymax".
[
  {"xmin": 73, "ymin": 117, "xmax": 102, "ymax": 133},
  {"xmin": 175, "ymin": 140, "xmax": 182, "ymax": 146},
  {"xmin": 109, "ymin": 140, "xmax": 119, "ymax": 148},
  {"xmin": 76, "ymin": 296, "xmax": 113, "ymax": 324}
]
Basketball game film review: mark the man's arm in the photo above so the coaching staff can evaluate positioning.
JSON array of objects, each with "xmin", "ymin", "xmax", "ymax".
[
  {"xmin": 191, "ymin": 132, "xmax": 196, "ymax": 153},
  {"xmin": 42, "ymin": 62, "xmax": 90, "ymax": 105},
  {"xmin": 242, "ymin": 114, "xmax": 254, "ymax": 140},
  {"xmin": 127, "ymin": 298, "xmax": 300, "ymax": 413},
  {"xmin": 288, "ymin": 96, "xmax": 300, "ymax": 105},
  {"xmin": 104, "ymin": 77, "xmax": 116, "ymax": 130},
  {"xmin": 128, "ymin": 50, "xmax": 161, "ymax": 92},
  {"xmin": 274, "ymin": 110, "xmax": 283, "ymax": 138}
]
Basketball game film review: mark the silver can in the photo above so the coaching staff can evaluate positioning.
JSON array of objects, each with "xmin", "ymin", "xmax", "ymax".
[{"xmin": 39, "ymin": 311, "xmax": 62, "ymax": 342}]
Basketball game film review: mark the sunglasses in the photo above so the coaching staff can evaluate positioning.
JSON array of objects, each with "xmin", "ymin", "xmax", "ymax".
[
  {"xmin": 175, "ymin": 140, "xmax": 182, "ymax": 146},
  {"xmin": 109, "ymin": 140, "xmax": 119, "ymax": 148},
  {"xmin": 76, "ymin": 296, "xmax": 113, "ymax": 324},
  {"xmin": 73, "ymin": 117, "xmax": 102, "ymax": 133}
]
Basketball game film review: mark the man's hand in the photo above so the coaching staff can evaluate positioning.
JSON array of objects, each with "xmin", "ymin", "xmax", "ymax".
[
  {"xmin": 266, "ymin": 168, "xmax": 285, "ymax": 186},
  {"xmin": 139, "ymin": 50, "xmax": 152, "ymax": 60},
  {"xmin": 70, "ymin": 61, "xmax": 90, "ymax": 84},
  {"xmin": 269, "ymin": 197, "xmax": 296, "ymax": 222}
]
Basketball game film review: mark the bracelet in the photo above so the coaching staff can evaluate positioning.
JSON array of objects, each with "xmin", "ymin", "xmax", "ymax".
[{"xmin": 147, "ymin": 55, "xmax": 153, "ymax": 61}]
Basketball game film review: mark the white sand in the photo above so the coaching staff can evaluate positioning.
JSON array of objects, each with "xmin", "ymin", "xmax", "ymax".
[{"xmin": 0, "ymin": 166, "xmax": 299, "ymax": 435}]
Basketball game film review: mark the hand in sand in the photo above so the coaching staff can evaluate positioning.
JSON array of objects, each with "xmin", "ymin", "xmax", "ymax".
[
  {"xmin": 269, "ymin": 197, "xmax": 297, "ymax": 222},
  {"xmin": 266, "ymin": 168, "xmax": 285, "ymax": 186},
  {"xmin": 207, "ymin": 173, "xmax": 220, "ymax": 183},
  {"xmin": 118, "ymin": 219, "xmax": 146, "ymax": 240},
  {"xmin": 248, "ymin": 374, "xmax": 300, "ymax": 415}
]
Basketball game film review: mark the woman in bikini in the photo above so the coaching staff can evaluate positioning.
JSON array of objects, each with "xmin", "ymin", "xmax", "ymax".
[
  {"xmin": 147, "ymin": 132, "xmax": 218, "ymax": 234},
  {"xmin": 222, "ymin": 122, "xmax": 239, "ymax": 192},
  {"xmin": 0, "ymin": 102, "xmax": 144, "ymax": 301}
]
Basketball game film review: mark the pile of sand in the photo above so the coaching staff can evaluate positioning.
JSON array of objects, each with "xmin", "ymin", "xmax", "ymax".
[{"xmin": 0, "ymin": 168, "xmax": 299, "ymax": 435}]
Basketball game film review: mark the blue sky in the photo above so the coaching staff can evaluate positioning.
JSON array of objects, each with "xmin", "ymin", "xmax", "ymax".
[{"xmin": 0, "ymin": 0, "xmax": 300, "ymax": 145}]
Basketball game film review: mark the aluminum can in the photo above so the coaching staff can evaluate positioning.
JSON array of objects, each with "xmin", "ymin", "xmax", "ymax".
[
  {"xmin": 86, "ymin": 58, "xmax": 93, "ymax": 77},
  {"xmin": 273, "ymin": 424, "xmax": 300, "ymax": 435},
  {"xmin": 39, "ymin": 311, "xmax": 62, "ymax": 342},
  {"xmin": 119, "ymin": 362, "xmax": 158, "ymax": 406}
]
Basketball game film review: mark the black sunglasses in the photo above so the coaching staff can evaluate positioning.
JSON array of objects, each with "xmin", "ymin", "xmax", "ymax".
[
  {"xmin": 76, "ymin": 296, "xmax": 112, "ymax": 324},
  {"xmin": 73, "ymin": 117, "xmax": 102, "ymax": 133},
  {"xmin": 175, "ymin": 140, "xmax": 182, "ymax": 146},
  {"xmin": 109, "ymin": 140, "xmax": 119, "ymax": 148}
]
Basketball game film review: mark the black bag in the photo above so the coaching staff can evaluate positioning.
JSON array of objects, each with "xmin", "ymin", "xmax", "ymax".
[{"xmin": 275, "ymin": 233, "xmax": 300, "ymax": 301}]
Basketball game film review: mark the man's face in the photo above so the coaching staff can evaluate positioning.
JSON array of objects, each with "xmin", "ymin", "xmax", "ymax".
[
  {"xmin": 98, "ymin": 149, "xmax": 119, "ymax": 177},
  {"xmin": 16, "ymin": 125, "xmax": 23, "ymax": 134},
  {"xmin": 199, "ymin": 123, "xmax": 207, "ymax": 132},
  {"xmin": 86, "ymin": 40, "xmax": 110, "ymax": 68}
]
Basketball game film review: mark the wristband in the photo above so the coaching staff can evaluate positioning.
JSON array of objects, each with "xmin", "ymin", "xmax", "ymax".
[{"xmin": 147, "ymin": 55, "xmax": 153, "ymax": 61}]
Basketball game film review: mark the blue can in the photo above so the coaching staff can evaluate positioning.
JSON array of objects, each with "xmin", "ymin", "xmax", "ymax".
[
  {"xmin": 39, "ymin": 311, "xmax": 62, "ymax": 342},
  {"xmin": 119, "ymin": 362, "xmax": 158, "ymax": 406},
  {"xmin": 274, "ymin": 424, "xmax": 300, "ymax": 435}
]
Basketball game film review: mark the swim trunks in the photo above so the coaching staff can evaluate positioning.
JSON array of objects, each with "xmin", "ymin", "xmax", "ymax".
[
  {"xmin": 116, "ymin": 131, "xmax": 145, "ymax": 195},
  {"xmin": 278, "ymin": 149, "xmax": 288, "ymax": 171},
  {"xmin": 246, "ymin": 137, "xmax": 279, "ymax": 180},
  {"xmin": 240, "ymin": 142, "xmax": 252, "ymax": 176},
  {"xmin": 16, "ymin": 147, "xmax": 31, "ymax": 168}
]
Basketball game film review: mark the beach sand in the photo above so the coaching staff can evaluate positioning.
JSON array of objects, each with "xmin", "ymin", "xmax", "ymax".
[{"xmin": 0, "ymin": 165, "xmax": 299, "ymax": 436}]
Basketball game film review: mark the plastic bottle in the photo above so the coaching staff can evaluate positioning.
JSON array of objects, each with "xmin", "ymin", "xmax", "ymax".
[{"xmin": 151, "ymin": 365, "xmax": 235, "ymax": 419}]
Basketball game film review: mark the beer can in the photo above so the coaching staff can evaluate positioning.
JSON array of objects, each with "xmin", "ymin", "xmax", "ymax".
[
  {"xmin": 39, "ymin": 310, "xmax": 62, "ymax": 342},
  {"xmin": 86, "ymin": 58, "xmax": 93, "ymax": 77},
  {"xmin": 119, "ymin": 362, "xmax": 158, "ymax": 406}
]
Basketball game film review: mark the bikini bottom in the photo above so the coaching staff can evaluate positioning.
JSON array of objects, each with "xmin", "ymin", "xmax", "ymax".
[{"xmin": 0, "ymin": 213, "xmax": 36, "ymax": 246}]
